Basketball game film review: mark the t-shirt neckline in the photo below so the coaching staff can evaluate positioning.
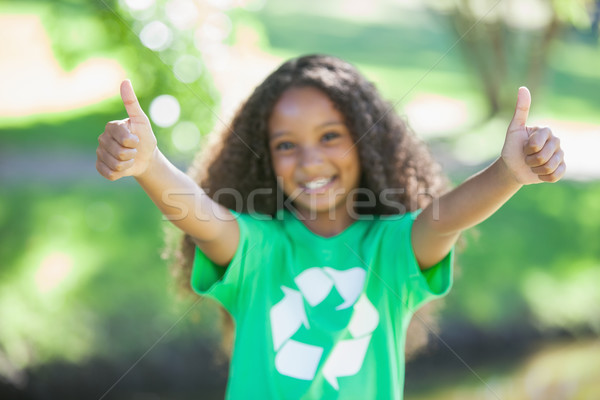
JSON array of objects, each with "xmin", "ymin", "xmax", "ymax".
[{"xmin": 278, "ymin": 208, "xmax": 369, "ymax": 241}]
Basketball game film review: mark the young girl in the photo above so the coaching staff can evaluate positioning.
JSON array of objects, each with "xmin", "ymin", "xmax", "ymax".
[{"xmin": 96, "ymin": 55, "xmax": 565, "ymax": 399}]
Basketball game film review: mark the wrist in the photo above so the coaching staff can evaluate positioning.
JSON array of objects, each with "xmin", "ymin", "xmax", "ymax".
[
  {"xmin": 134, "ymin": 147, "xmax": 161, "ymax": 181},
  {"xmin": 495, "ymin": 157, "xmax": 524, "ymax": 190}
]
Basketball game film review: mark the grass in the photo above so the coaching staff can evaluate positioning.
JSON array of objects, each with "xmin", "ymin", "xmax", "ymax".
[{"xmin": 0, "ymin": 182, "xmax": 220, "ymax": 368}]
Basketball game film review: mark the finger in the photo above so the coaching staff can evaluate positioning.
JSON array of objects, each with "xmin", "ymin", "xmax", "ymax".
[
  {"xmin": 525, "ymin": 136, "xmax": 560, "ymax": 167},
  {"xmin": 120, "ymin": 80, "xmax": 148, "ymax": 125},
  {"xmin": 104, "ymin": 121, "xmax": 140, "ymax": 149},
  {"xmin": 531, "ymin": 149, "xmax": 563, "ymax": 175},
  {"xmin": 538, "ymin": 162, "xmax": 566, "ymax": 183},
  {"xmin": 96, "ymin": 158, "xmax": 123, "ymax": 181},
  {"xmin": 101, "ymin": 134, "xmax": 138, "ymax": 161},
  {"xmin": 524, "ymin": 127, "xmax": 552, "ymax": 155},
  {"xmin": 508, "ymin": 86, "xmax": 531, "ymax": 132},
  {"xmin": 97, "ymin": 146, "xmax": 136, "ymax": 173}
]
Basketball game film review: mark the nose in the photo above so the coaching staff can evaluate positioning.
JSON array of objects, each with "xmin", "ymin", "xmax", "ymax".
[{"xmin": 299, "ymin": 145, "xmax": 324, "ymax": 172}]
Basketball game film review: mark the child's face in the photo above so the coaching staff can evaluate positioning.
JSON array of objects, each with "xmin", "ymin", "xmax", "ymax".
[{"xmin": 268, "ymin": 86, "xmax": 361, "ymax": 217}]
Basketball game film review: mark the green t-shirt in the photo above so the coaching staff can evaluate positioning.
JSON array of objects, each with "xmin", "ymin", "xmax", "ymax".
[{"xmin": 192, "ymin": 209, "xmax": 453, "ymax": 399}]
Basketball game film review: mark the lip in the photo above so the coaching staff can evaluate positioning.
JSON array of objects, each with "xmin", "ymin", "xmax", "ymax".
[{"xmin": 299, "ymin": 176, "xmax": 337, "ymax": 194}]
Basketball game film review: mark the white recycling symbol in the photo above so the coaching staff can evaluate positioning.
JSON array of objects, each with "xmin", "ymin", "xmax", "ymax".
[{"xmin": 269, "ymin": 266, "xmax": 379, "ymax": 390}]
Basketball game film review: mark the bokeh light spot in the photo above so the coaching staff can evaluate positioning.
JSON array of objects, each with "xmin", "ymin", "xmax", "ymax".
[
  {"xmin": 166, "ymin": 0, "xmax": 199, "ymax": 30},
  {"xmin": 139, "ymin": 21, "xmax": 172, "ymax": 51},
  {"xmin": 200, "ymin": 12, "xmax": 232, "ymax": 42},
  {"xmin": 125, "ymin": 0, "xmax": 155, "ymax": 11},
  {"xmin": 173, "ymin": 55, "xmax": 203, "ymax": 83},
  {"xmin": 205, "ymin": 0, "xmax": 235, "ymax": 11},
  {"xmin": 36, "ymin": 252, "xmax": 74, "ymax": 293},
  {"xmin": 171, "ymin": 121, "xmax": 201, "ymax": 152},
  {"xmin": 149, "ymin": 95, "xmax": 180, "ymax": 127}
]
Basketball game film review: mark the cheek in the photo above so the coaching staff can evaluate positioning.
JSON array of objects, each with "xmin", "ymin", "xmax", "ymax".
[
  {"xmin": 271, "ymin": 155, "xmax": 295, "ymax": 179},
  {"xmin": 331, "ymin": 147, "xmax": 359, "ymax": 174}
]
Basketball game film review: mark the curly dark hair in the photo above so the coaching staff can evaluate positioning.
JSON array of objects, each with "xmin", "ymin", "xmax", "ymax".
[{"xmin": 164, "ymin": 54, "xmax": 450, "ymax": 358}]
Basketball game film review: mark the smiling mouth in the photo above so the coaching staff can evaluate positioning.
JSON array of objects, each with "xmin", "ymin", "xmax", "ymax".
[{"xmin": 300, "ymin": 176, "xmax": 337, "ymax": 193}]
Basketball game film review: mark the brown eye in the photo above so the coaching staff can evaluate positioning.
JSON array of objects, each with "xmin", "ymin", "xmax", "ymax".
[
  {"xmin": 322, "ymin": 132, "xmax": 340, "ymax": 142},
  {"xmin": 276, "ymin": 141, "xmax": 295, "ymax": 151}
]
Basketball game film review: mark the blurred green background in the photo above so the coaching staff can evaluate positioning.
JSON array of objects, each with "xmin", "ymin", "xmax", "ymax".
[{"xmin": 1, "ymin": 0, "xmax": 599, "ymax": 399}]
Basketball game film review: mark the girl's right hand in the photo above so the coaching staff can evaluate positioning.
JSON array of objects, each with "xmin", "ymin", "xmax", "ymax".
[{"xmin": 96, "ymin": 80, "xmax": 158, "ymax": 181}]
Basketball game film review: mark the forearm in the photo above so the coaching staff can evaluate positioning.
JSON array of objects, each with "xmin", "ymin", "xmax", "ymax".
[
  {"xmin": 423, "ymin": 157, "xmax": 522, "ymax": 235},
  {"xmin": 412, "ymin": 87, "xmax": 565, "ymax": 269},
  {"xmin": 134, "ymin": 148, "xmax": 232, "ymax": 241},
  {"xmin": 412, "ymin": 158, "xmax": 521, "ymax": 269}
]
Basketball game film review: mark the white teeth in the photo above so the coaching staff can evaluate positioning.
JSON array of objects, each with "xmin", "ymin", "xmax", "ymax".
[{"xmin": 304, "ymin": 177, "xmax": 332, "ymax": 190}]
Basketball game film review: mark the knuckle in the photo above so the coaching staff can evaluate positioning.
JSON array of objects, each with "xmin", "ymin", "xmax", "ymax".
[
  {"xmin": 125, "ymin": 136, "xmax": 139, "ymax": 148},
  {"xmin": 114, "ymin": 131, "xmax": 125, "ymax": 142},
  {"xmin": 105, "ymin": 157, "xmax": 117, "ymax": 170},
  {"xmin": 528, "ymin": 142, "xmax": 541, "ymax": 153},
  {"xmin": 553, "ymin": 153, "xmax": 562, "ymax": 165},
  {"xmin": 525, "ymin": 156, "xmax": 534, "ymax": 166},
  {"xmin": 120, "ymin": 134, "xmax": 134, "ymax": 147},
  {"xmin": 105, "ymin": 120, "xmax": 119, "ymax": 131}
]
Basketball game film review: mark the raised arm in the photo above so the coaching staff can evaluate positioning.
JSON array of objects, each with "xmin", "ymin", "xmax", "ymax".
[
  {"xmin": 96, "ymin": 80, "xmax": 239, "ymax": 266},
  {"xmin": 412, "ymin": 87, "xmax": 566, "ymax": 269}
]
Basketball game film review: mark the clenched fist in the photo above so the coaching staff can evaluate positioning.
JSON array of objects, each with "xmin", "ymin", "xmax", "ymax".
[
  {"xmin": 501, "ymin": 87, "xmax": 566, "ymax": 185},
  {"xmin": 96, "ymin": 80, "xmax": 158, "ymax": 181}
]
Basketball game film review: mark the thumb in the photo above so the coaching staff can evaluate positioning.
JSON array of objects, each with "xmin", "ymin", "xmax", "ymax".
[
  {"xmin": 120, "ymin": 79, "xmax": 148, "ymax": 125},
  {"xmin": 508, "ymin": 86, "xmax": 531, "ymax": 132}
]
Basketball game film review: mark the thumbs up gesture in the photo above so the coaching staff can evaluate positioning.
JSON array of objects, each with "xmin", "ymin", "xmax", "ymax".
[
  {"xmin": 96, "ymin": 80, "xmax": 158, "ymax": 180},
  {"xmin": 501, "ymin": 87, "xmax": 566, "ymax": 185}
]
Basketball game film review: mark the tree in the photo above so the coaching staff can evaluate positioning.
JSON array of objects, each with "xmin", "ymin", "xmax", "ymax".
[{"xmin": 427, "ymin": 0, "xmax": 596, "ymax": 116}]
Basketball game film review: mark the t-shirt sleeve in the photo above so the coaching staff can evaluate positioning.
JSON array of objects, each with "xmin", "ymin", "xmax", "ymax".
[
  {"xmin": 190, "ymin": 211, "xmax": 264, "ymax": 317},
  {"xmin": 391, "ymin": 210, "xmax": 454, "ymax": 313}
]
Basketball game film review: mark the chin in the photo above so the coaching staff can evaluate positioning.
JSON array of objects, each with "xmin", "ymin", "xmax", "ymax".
[{"xmin": 293, "ymin": 198, "xmax": 348, "ymax": 217}]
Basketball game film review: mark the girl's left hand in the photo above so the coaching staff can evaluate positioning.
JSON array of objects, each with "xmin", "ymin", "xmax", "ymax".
[{"xmin": 501, "ymin": 87, "xmax": 566, "ymax": 185}]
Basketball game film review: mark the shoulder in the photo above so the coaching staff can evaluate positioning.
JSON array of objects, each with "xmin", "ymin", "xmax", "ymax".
[
  {"xmin": 369, "ymin": 210, "xmax": 420, "ymax": 233},
  {"xmin": 234, "ymin": 211, "xmax": 285, "ymax": 239}
]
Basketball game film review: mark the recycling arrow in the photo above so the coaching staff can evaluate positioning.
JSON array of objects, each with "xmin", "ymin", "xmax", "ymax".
[
  {"xmin": 269, "ymin": 269, "xmax": 380, "ymax": 391},
  {"xmin": 270, "ymin": 286, "xmax": 309, "ymax": 351},
  {"xmin": 322, "ymin": 293, "xmax": 380, "ymax": 389},
  {"xmin": 322, "ymin": 335, "xmax": 372, "ymax": 390}
]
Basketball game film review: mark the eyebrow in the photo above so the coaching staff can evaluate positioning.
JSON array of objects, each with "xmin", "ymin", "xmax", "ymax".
[{"xmin": 270, "ymin": 121, "xmax": 344, "ymax": 140}]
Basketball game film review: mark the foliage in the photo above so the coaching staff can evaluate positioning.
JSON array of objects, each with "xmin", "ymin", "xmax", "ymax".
[
  {"xmin": 445, "ymin": 180, "xmax": 600, "ymax": 334},
  {"xmin": 0, "ymin": 0, "xmax": 219, "ymax": 156},
  {"xmin": 0, "ymin": 182, "xmax": 222, "ymax": 370},
  {"xmin": 423, "ymin": 0, "xmax": 598, "ymax": 116}
]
